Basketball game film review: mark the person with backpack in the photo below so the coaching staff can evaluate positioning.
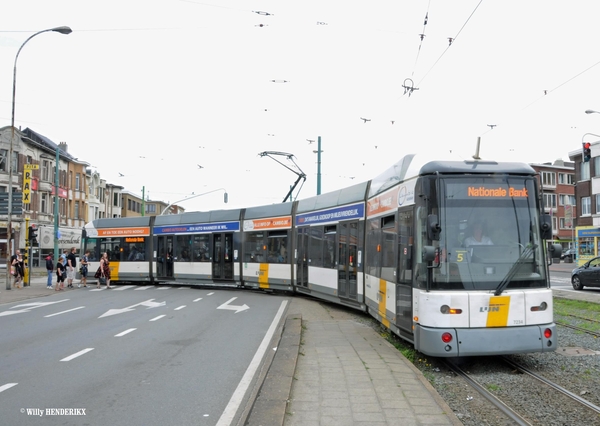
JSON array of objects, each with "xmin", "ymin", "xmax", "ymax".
[{"xmin": 45, "ymin": 253, "xmax": 54, "ymax": 289}]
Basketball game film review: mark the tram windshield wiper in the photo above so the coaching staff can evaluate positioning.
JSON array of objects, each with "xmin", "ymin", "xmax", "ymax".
[{"xmin": 493, "ymin": 243, "xmax": 537, "ymax": 296}]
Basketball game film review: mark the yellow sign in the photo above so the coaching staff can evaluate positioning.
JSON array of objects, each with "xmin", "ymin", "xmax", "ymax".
[
  {"xmin": 23, "ymin": 170, "xmax": 32, "ymax": 204},
  {"xmin": 24, "ymin": 164, "xmax": 39, "ymax": 170}
]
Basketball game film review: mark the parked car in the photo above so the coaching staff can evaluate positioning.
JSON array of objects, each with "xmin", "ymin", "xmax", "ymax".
[
  {"xmin": 571, "ymin": 257, "xmax": 600, "ymax": 290},
  {"xmin": 561, "ymin": 248, "xmax": 577, "ymax": 261}
]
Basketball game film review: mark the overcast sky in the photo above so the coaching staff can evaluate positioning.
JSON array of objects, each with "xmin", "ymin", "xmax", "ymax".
[{"xmin": 1, "ymin": 1, "xmax": 600, "ymax": 212}]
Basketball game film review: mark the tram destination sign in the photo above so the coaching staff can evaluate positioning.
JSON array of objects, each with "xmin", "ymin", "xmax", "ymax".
[{"xmin": 0, "ymin": 192, "xmax": 23, "ymax": 215}]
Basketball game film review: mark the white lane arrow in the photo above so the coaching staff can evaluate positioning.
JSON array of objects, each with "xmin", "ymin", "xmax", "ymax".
[
  {"xmin": 217, "ymin": 297, "xmax": 250, "ymax": 314},
  {"xmin": 99, "ymin": 299, "xmax": 166, "ymax": 318},
  {"xmin": 0, "ymin": 300, "xmax": 69, "ymax": 317}
]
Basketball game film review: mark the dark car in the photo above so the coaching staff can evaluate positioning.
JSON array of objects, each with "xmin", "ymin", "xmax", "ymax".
[
  {"xmin": 561, "ymin": 248, "xmax": 577, "ymax": 261},
  {"xmin": 571, "ymin": 257, "xmax": 600, "ymax": 290}
]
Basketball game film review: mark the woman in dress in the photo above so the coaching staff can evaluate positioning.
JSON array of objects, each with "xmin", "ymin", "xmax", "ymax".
[{"xmin": 96, "ymin": 252, "xmax": 112, "ymax": 289}]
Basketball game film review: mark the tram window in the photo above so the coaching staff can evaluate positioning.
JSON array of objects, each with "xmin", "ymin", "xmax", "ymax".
[
  {"xmin": 365, "ymin": 218, "xmax": 380, "ymax": 276},
  {"xmin": 192, "ymin": 234, "xmax": 210, "ymax": 262},
  {"xmin": 84, "ymin": 238, "xmax": 100, "ymax": 261},
  {"xmin": 245, "ymin": 232, "xmax": 265, "ymax": 262},
  {"xmin": 323, "ymin": 225, "xmax": 336, "ymax": 269},
  {"xmin": 175, "ymin": 235, "xmax": 191, "ymax": 262},
  {"xmin": 381, "ymin": 220, "xmax": 396, "ymax": 283},
  {"xmin": 267, "ymin": 231, "xmax": 288, "ymax": 263},
  {"xmin": 309, "ymin": 227, "xmax": 324, "ymax": 267},
  {"xmin": 123, "ymin": 238, "xmax": 146, "ymax": 262},
  {"xmin": 100, "ymin": 238, "xmax": 121, "ymax": 261}
]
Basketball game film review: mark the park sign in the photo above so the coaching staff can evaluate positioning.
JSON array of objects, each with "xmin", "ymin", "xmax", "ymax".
[{"xmin": 23, "ymin": 164, "xmax": 39, "ymax": 205}]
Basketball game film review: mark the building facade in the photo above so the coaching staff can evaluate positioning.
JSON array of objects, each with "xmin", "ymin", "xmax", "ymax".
[
  {"xmin": 531, "ymin": 160, "xmax": 576, "ymax": 251},
  {"xmin": 569, "ymin": 143, "xmax": 600, "ymax": 265}
]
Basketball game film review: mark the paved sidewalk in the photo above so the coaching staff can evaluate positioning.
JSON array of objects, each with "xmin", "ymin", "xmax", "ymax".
[
  {"xmin": 247, "ymin": 297, "xmax": 462, "ymax": 426},
  {"xmin": 0, "ymin": 268, "xmax": 87, "ymax": 305}
]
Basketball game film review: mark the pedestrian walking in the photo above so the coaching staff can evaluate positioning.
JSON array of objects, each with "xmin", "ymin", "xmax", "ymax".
[
  {"xmin": 11, "ymin": 250, "xmax": 24, "ymax": 289},
  {"xmin": 67, "ymin": 247, "xmax": 77, "ymax": 288},
  {"xmin": 80, "ymin": 250, "xmax": 90, "ymax": 287},
  {"xmin": 94, "ymin": 252, "xmax": 111, "ymax": 289},
  {"xmin": 45, "ymin": 253, "xmax": 54, "ymax": 289},
  {"xmin": 56, "ymin": 254, "xmax": 66, "ymax": 291}
]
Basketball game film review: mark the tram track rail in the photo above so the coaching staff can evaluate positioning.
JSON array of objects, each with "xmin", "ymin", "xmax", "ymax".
[
  {"xmin": 443, "ymin": 359, "xmax": 532, "ymax": 426},
  {"xmin": 444, "ymin": 355, "xmax": 600, "ymax": 425},
  {"xmin": 555, "ymin": 320, "xmax": 600, "ymax": 338},
  {"xmin": 500, "ymin": 356, "xmax": 600, "ymax": 416}
]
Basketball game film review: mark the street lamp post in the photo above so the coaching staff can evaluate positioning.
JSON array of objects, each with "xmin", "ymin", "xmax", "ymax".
[
  {"xmin": 161, "ymin": 188, "xmax": 228, "ymax": 215},
  {"xmin": 6, "ymin": 26, "xmax": 72, "ymax": 290}
]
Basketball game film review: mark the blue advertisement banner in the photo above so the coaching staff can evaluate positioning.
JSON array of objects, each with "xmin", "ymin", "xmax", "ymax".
[
  {"xmin": 296, "ymin": 202, "xmax": 364, "ymax": 226},
  {"xmin": 154, "ymin": 221, "xmax": 240, "ymax": 234}
]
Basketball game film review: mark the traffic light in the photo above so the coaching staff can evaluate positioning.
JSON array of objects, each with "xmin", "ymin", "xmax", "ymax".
[
  {"xmin": 583, "ymin": 142, "xmax": 592, "ymax": 162},
  {"xmin": 28, "ymin": 225, "xmax": 38, "ymax": 244}
]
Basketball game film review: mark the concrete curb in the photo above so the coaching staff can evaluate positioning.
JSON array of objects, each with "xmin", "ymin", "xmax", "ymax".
[{"xmin": 245, "ymin": 314, "xmax": 302, "ymax": 426}]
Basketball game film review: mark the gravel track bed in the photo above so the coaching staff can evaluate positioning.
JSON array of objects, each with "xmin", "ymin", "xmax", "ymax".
[{"xmin": 417, "ymin": 324, "xmax": 600, "ymax": 425}]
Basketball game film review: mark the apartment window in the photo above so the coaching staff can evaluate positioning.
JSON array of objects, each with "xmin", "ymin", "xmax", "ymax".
[
  {"xmin": 41, "ymin": 193, "xmax": 48, "ymax": 213},
  {"xmin": 146, "ymin": 204, "xmax": 156, "ymax": 214},
  {"xmin": 0, "ymin": 149, "xmax": 7, "ymax": 172},
  {"xmin": 542, "ymin": 171, "xmax": 556, "ymax": 186},
  {"xmin": 559, "ymin": 194, "xmax": 576, "ymax": 206},
  {"xmin": 74, "ymin": 201, "xmax": 79, "ymax": 219},
  {"xmin": 543, "ymin": 193, "xmax": 556, "ymax": 209},
  {"xmin": 113, "ymin": 192, "xmax": 119, "ymax": 207},
  {"xmin": 42, "ymin": 160, "xmax": 50, "ymax": 181},
  {"xmin": 581, "ymin": 162, "xmax": 590, "ymax": 180},
  {"xmin": 559, "ymin": 218, "xmax": 573, "ymax": 229},
  {"xmin": 582, "ymin": 196, "xmax": 591, "ymax": 215},
  {"xmin": 75, "ymin": 173, "xmax": 80, "ymax": 190},
  {"xmin": 596, "ymin": 194, "xmax": 600, "ymax": 214}
]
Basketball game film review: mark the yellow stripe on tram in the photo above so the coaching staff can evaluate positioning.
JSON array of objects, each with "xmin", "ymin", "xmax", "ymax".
[
  {"xmin": 379, "ymin": 278, "xmax": 389, "ymax": 328},
  {"xmin": 259, "ymin": 263, "xmax": 269, "ymax": 289},
  {"xmin": 486, "ymin": 295, "xmax": 511, "ymax": 327}
]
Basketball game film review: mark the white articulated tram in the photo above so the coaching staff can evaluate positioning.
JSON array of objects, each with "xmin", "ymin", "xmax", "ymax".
[{"xmin": 83, "ymin": 154, "xmax": 561, "ymax": 357}]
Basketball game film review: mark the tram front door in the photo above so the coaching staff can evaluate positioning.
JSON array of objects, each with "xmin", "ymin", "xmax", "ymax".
[
  {"xmin": 212, "ymin": 233, "xmax": 233, "ymax": 281},
  {"xmin": 337, "ymin": 221, "xmax": 358, "ymax": 301},
  {"xmin": 296, "ymin": 227, "xmax": 308, "ymax": 288},
  {"xmin": 157, "ymin": 235, "xmax": 174, "ymax": 279}
]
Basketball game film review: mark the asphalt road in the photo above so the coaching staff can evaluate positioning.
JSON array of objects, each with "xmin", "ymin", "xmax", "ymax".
[{"xmin": 0, "ymin": 286, "xmax": 290, "ymax": 426}]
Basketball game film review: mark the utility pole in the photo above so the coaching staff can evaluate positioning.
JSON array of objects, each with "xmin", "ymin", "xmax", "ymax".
[{"xmin": 313, "ymin": 136, "xmax": 323, "ymax": 195}]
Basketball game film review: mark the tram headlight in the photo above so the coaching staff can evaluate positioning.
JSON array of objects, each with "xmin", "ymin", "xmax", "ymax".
[
  {"xmin": 440, "ymin": 305, "xmax": 462, "ymax": 315},
  {"xmin": 530, "ymin": 302, "xmax": 548, "ymax": 312}
]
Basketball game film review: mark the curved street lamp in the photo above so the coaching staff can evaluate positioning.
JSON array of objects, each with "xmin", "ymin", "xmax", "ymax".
[
  {"xmin": 585, "ymin": 109, "xmax": 600, "ymax": 115},
  {"xmin": 6, "ymin": 26, "xmax": 72, "ymax": 290}
]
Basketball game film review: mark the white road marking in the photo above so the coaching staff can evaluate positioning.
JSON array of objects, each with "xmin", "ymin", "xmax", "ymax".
[
  {"xmin": 207, "ymin": 292, "xmax": 215, "ymax": 296},
  {"xmin": 115, "ymin": 328, "xmax": 137, "ymax": 337},
  {"xmin": 157, "ymin": 287, "xmax": 171, "ymax": 290},
  {"xmin": 134, "ymin": 286, "xmax": 152, "ymax": 290},
  {"xmin": 216, "ymin": 300, "xmax": 288, "ymax": 426},
  {"xmin": 99, "ymin": 299, "xmax": 166, "ymax": 318},
  {"xmin": 0, "ymin": 383, "xmax": 17, "ymax": 393},
  {"xmin": 60, "ymin": 348, "xmax": 94, "ymax": 362},
  {"xmin": 149, "ymin": 315, "xmax": 166, "ymax": 322},
  {"xmin": 45, "ymin": 306, "xmax": 85, "ymax": 317},
  {"xmin": 174, "ymin": 305, "xmax": 186, "ymax": 311},
  {"xmin": 193, "ymin": 298, "xmax": 203, "ymax": 302},
  {"xmin": 217, "ymin": 297, "xmax": 250, "ymax": 314},
  {"xmin": 113, "ymin": 285, "xmax": 135, "ymax": 291}
]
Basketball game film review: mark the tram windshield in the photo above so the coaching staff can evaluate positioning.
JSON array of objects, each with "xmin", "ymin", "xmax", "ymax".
[{"xmin": 429, "ymin": 176, "xmax": 547, "ymax": 291}]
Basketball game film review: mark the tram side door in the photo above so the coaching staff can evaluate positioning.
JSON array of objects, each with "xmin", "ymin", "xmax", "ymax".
[
  {"xmin": 296, "ymin": 227, "xmax": 309, "ymax": 288},
  {"xmin": 396, "ymin": 208, "xmax": 413, "ymax": 334},
  {"xmin": 337, "ymin": 221, "xmax": 358, "ymax": 301},
  {"xmin": 213, "ymin": 233, "xmax": 234, "ymax": 280},
  {"xmin": 157, "ymin": 235, "xmax": 174, "ymax": 279}
]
